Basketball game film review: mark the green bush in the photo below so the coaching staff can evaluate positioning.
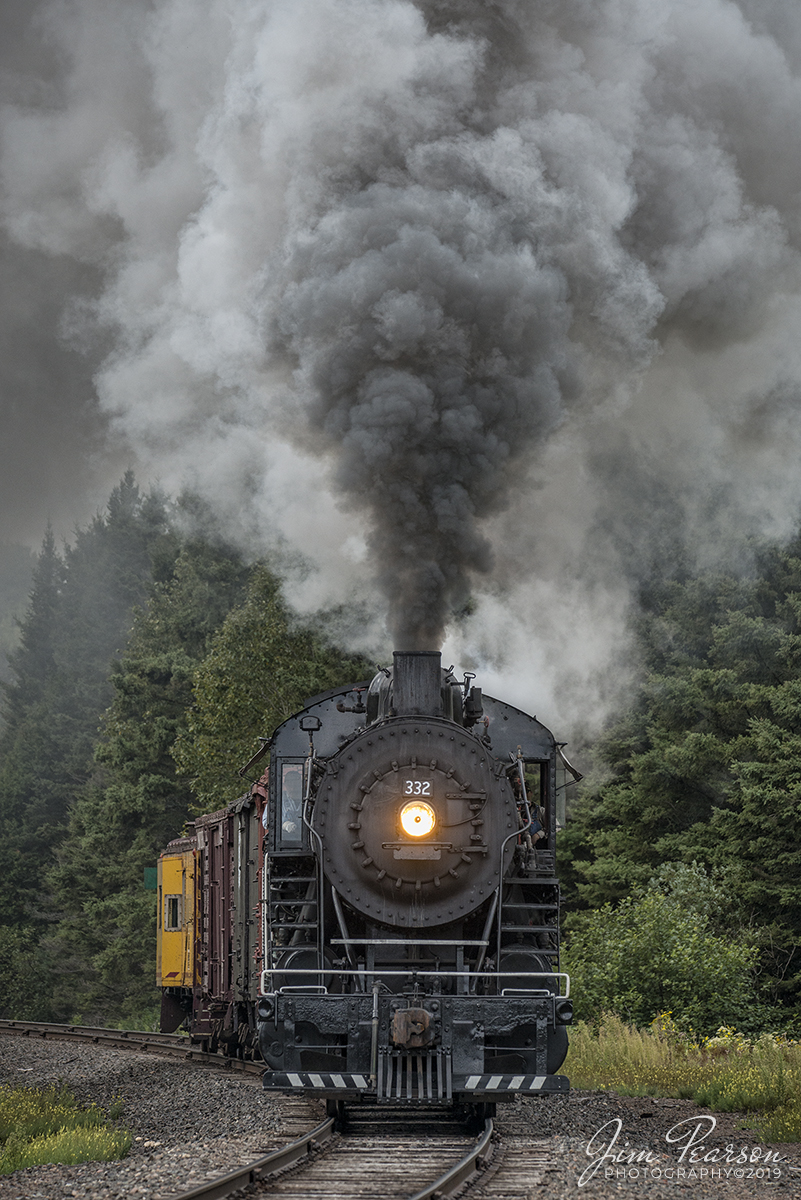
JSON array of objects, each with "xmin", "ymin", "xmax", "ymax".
[{"xmin": 563, "ymin": 864, "xmax": 760, "ymax": 1032}]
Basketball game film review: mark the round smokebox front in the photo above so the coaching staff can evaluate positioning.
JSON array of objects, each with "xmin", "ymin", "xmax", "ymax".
[{"xmin": 313, "ymin": 720, "xmax": 517, "ymax": 927}]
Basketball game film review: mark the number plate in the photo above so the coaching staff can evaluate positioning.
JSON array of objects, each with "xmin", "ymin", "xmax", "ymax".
[{"xmin": 403, "ymin": 780, "xmax": 432, "ymax": 795}]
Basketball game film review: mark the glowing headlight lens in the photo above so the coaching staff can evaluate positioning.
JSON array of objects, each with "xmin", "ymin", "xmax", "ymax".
[{"xmin": 400, "ymin": 800, "xmax": 436, "ymax": 837}]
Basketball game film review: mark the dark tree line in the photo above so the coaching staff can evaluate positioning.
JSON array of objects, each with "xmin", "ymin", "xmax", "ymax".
[
  {"xmin": 0, "ymin": 475, "xmax": 176, "ymax": 930},
  {"xmin": 561, "ymin": 534, "xmax": 801, "ymax": 1024},
  {"xmin": 0, "ymin": 542, "xmax": 36, "ymax": 688},
  {"xmin": 0, "ymin": 476, "xmax": 371, "ymax": 1024}
]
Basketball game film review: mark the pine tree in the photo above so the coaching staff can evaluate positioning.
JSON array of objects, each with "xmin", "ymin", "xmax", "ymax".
[
  {"xmin": 173, "ymin": 565, "xmax": 375, "ymax": 814},
  {"xmin": 1, "ymin": 526, "xmax": 62, "ymax": 719},
  {"xmin": 0, "ymin": 527, "xmax": 67, "ymax": 925},
  {"xmin": 562, "ymin": 573, "xmax": 763, "ymax": 906},
  {"xmin": 707, "ymin": 580, "xmax": 801, "ymax": 1003},
  {"xmin": 173, "ymin": 564, "xmax": 374, "ymax": 811},
  {"xmin": 562, "ymin": 541, "xmax": 801, "ymax": 1012},
  {"xmin": 0, "ymin": 541, "xmax": 41, "ymax": 693},
  {"xmin": 0, "ymin": 476, "xmax": 174, "ymax": 930},
  {"xmin": 47, "ymin": 540, "xmax": 250, "ymax": 1024}
]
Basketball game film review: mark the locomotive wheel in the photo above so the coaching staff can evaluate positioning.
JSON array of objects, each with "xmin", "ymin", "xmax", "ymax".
[
  {"xmin": 465, "ymin": 1101, "xmax": 496, "ymax": 1129},
  {"xmin": 326, "ymin": 1098, "xmax": 347, "ymax": 1128}
]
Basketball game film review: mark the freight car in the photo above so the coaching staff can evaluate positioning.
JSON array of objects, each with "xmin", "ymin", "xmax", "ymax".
[
  {"xmin": 157, "ymin": 651, "xmax": 576, "ymax": 1112},
  {"xmin": 157, "ymin": 776, "xmax": 267, "ymax": 1057}
]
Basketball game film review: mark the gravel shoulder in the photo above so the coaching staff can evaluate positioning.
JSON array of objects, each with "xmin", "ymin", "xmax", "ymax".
[
  {"xmin": 0, "ymin": 1038, "xmax": 798, "ymax": 1199},
  {"xmin": 501, "ymin": 1091, "xmax": 801, "ymax": 1198},
  {"xmin": 0, "ymin": 1036, "xmax": 296, "ymax": 1198}
]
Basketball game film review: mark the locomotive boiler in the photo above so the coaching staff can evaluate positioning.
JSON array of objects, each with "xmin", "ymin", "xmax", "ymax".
[{"xmin": 158, "ymin": 650, "xmax": 574, "ymax": 1114}]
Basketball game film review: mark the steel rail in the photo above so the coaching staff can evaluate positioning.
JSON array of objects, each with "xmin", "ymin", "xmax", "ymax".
[
  {"xmin": 0, "ymin": 1018, "xmax": 336, "ymax": 1200},
  {"xmin": 0, "ymin": 1018, "xmax": 188, "ymax": 1045},
  {"xmin": 0, "ymin": 1020, "xmax": 263, "ymax": 1076},
  {"xmin": 164, "ymin": 1112, "xmax": 489, "ymax": 1200},
  {"xmin": 406, "ymin": 1118, "xmax": 495, "ymax": 1200},
  {"xmin": 161, "ymin": 1116, "xmax": 336, "ymax": 1200}
]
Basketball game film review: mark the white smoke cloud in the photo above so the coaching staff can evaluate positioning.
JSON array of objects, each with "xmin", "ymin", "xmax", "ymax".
[{"xmin": 3, "ymin": 0, "xmax": 801, "ymax": 730}]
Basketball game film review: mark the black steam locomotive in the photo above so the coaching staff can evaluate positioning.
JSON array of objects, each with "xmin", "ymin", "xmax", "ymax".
[{"xmin": 158, "ymin": 651, "xmax": 573, "ymax": 1113}]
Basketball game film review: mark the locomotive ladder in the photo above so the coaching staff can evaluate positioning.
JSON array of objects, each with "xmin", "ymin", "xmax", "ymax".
[
  {"xmin": 498, "ymin": 856, "xmax": 561, "ymax": 970},
  {"xmin": 265, "ymin": 856, "xmax": 323, "ymax": 978}
]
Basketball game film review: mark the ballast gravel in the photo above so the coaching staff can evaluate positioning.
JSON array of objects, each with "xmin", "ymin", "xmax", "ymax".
[
  {"xmin": 0, "ymin": 1038, "xmax": 290, "ymax": 1199},
  {"xmin": 0, "ymin": 1036, "xmax": 798, "ymax": 1199}
]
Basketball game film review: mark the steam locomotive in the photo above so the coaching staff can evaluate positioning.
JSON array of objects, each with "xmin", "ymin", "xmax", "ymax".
[{"xmin": 157, "ymin": 651, "xmax": 574, "ymax": 1113}]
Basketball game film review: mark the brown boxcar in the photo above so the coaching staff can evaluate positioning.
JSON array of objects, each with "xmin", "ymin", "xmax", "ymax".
[{"xmin": 157, "ymin": 773, "xmax": 267, "ymax": 1057}]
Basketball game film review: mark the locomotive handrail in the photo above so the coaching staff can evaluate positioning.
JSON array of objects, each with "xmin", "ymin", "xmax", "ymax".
[
  {"xmin": 301, "ymin": 791, "xmax": 327, "ymax": 987},
  {"xmin": 329, "ymin": 937, "xmax": 489, "ymax": 945},
  {"xmin": 471, "ymin": 889, "xmax": 499, "ymax": 982},
  {"xmin": 260, "ymin": 966, "xmax": 570, "ymax": 996},
  {"xmin": 495, "ymin": 753, "xmax": 539, "ymax": 957},
  {"xmin": 330, "ymin": 886, "xmax": 361, "ymax": 985}
]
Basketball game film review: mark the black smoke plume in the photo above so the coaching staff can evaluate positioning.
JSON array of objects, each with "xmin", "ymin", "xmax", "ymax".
[{"xmin": 3, "ymin": 1, "xmax": 801, "ymax": 682}]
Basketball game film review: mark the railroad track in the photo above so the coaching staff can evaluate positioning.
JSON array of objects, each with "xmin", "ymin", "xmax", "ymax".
[
  {"xmin": 0, "ymin": 1020, "xmax": 553, "ymax": 1200},
  {"xmin": 0, "ymin": 1018, "xmax": 261, "ymax": 1075},
  {"xmin": 166, "ymin": 1106, "xmax": 495, "ymax": 1200}
]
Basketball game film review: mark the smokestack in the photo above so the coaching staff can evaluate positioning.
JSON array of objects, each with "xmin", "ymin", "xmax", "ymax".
[{"xmin": 392, "ymin": 650, "xmax": 442, "ymax": 717}]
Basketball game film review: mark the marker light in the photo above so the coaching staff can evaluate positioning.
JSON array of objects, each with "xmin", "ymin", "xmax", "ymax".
[{"xmin": 400, "ymin": 800, "xmax": 436, "ymax": 837}]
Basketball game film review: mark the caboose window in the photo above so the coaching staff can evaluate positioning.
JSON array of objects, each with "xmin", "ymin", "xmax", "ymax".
[{"xmin": 164, "ymin": 895, "xmax": 182, "ymax": 931}]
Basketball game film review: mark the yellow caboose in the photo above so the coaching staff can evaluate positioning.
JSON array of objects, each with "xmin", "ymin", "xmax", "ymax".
[{"xmin": 157, "ymin": 837, "xmax": 196, "ymax": 1030}]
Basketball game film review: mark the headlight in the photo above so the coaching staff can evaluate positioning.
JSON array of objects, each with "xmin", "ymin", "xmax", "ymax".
[
  {"xmin": 400, "ymin": 800, "xmax": 436, "ymax": 837},
  {"xmin": 555, "ymin": 999, "xmax": 574, "ymax": 1025}
]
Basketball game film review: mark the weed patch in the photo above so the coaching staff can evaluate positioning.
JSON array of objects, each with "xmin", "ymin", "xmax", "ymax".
[
  {"xmin": 0, "ymin": 1083, "xmax": 130, "ymax": 1174},
  {"xmin": 565, "ymin": 1013, "xmax": 801, "ymax": 1143}
]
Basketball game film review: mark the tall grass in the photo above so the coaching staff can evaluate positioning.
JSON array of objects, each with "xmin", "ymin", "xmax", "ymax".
[
  {"xmin": 565, "ymin": 1013, "xmax": 801, "ymax": 1143},
  {"xmin": 0, "ymin": 1083, "xmax": 130, "ymax": 1174}
]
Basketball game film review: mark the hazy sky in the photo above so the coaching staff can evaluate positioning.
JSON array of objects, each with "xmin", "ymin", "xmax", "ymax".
[{"xmin": 4, "ymin": 0, "xmax": 801, "ymax": 725}]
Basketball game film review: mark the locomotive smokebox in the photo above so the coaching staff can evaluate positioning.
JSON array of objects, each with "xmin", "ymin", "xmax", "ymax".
[{"xmin": 393, "ymin": 650, "xmax": 442, "ymax": 717}]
